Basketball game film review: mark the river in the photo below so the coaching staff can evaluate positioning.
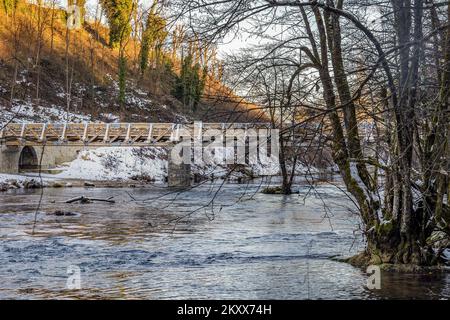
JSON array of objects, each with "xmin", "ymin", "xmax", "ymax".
[{"xmin": 1, "ymin": 178, "xmax": 449, "ymax": 299}]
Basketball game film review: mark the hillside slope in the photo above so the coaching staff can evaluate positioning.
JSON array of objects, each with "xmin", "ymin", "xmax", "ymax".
[{"xmin": 0, "ymin": 3, "xmax": 266, "ymax": 124}]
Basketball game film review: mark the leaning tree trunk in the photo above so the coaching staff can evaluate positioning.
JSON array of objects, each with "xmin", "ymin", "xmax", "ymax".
[
  {"xmin": 308, "ymin": 5, "xmax": 378, "ymax": 232},
  {"xmin": 319, "ymin": 0, "xmax": 439, "ymax": 265}
]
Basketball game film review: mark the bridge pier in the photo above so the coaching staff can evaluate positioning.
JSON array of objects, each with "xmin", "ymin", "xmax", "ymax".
[
  {"xmin": 0, "ymin": 145, "xmax": 22, "ymax": 174},
  {"xmin": 167, "ymin": 160, "xmax": 191, "ymax": 188}
]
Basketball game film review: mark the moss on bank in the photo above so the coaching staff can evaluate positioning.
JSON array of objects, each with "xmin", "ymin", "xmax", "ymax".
[{"xmin": 336, "ymin": 252, "xmax": 450, "ymax": 273}]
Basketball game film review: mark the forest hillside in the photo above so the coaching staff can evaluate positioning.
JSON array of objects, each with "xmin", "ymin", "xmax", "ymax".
[{"xmin": 0, "ymin": 1, "xmax": 266, "ymax": 124}]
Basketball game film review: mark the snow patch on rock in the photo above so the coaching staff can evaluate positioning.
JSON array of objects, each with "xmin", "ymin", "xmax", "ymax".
[{"xmin": 0, "ymin": 173, "xmax": 47, "ymax": 190}]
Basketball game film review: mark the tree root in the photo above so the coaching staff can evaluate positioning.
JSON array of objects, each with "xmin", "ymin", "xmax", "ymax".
[{"xmin": 341, "ymin": 251, "xmax": 450, "ymax": 273}]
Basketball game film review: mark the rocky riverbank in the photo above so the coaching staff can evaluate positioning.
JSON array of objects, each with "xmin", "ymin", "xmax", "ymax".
[{"xmin": 0, "ymin": 173, "xmax": 165, "ymax": 192}]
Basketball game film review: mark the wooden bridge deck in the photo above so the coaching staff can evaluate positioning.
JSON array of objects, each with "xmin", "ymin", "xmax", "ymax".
[{"xmin": 0, "ymin": 122, "xmax": 275, "ymax": 147}]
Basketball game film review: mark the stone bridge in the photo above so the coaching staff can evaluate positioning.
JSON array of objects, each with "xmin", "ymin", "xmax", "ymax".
[{"xmin": 0, "ymin": 122, "xmax": 279, "ymax": 186}]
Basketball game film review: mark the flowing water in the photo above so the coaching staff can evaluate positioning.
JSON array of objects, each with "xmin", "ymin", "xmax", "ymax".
[{"xmin": 0, "ymin": 178, "xmax": 449, "ymax": 299}]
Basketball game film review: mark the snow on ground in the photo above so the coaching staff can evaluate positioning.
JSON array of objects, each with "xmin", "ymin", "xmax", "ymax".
[
  {"xmin": 0, "ymin": 145, "xmax": 317, "ymax": 186},
  {"xmin": 0, "ymin": 100, "xmax": 92, "ymax": 124},
  {"xmin": 54, "ymin": 147, "xmax": 168, "ymax": 182},
  {"xmin": 55, "ymin": 146, "xmax": 286, "ymax": 182},
  {"xmin": 186, "ymin": 145, "xmax": 316, "ymax": 178},
  {"xmin": 191, "ymin": 147, "xmax": 282, "ymax": 178},
  {"xmin": 0, "ymin": 173, "xmax": 39, "ymax": 184},
  {"xmin": 99, "ymin": 113, "xmax": 120, "ymax": 122},
  {"xmin": 1, "ymin": 145, "xmax": 318, "ymax": 188},
  {"xmin": 125, "ymin": 92, "xmax": 152, "ymax": 110}
]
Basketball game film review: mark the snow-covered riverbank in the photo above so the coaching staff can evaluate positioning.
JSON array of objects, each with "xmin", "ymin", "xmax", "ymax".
[
  {"xmin": 55, "ymin": 147, "xmax": 168, "ymax": 182},
  {"xmin": 0, "ymin": 146, "xmax": 319, "ymax": 190}
]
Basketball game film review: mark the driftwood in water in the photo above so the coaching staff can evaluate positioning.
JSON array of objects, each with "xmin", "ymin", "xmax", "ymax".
[{"xmin": 65, "ymin": 196, "xmax": 115, "ymax": 204}]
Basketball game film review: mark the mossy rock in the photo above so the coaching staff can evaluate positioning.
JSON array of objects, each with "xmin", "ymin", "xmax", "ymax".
[
  {"xmin": 343, "ymin": 251, "xmax": 450, "ymax": 273},
  {"xmin": 261, "ymin": 186, "xmax": 284, "ymax": 194},
  {"xmin": 344, "ymin": 252, "xmax": 372, "ymax": 267}
]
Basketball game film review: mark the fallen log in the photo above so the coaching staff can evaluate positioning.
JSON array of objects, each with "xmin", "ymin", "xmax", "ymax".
[{"xmin": 65, "ymin": 196, "xmax": 115, "ymax": 204}]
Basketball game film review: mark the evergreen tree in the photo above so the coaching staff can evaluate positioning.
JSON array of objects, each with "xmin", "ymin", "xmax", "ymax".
[
  {"xmin": 173, "ymin": 54, "xmax": 206, "ymax": 111},
  {"xmin": 2, "ymin": 0, "xmax": 18, "ymax": 15},
  {"xmin": 100, "ymin": 0, "xmax": 134, "ymax": 48},
  {"xmin": 139, "ymin": 1, "xmax": 168, "ymax": 76}
]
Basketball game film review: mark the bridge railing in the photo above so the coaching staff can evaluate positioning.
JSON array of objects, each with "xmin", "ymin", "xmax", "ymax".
[{"xmin": 0, "ymin": 122, "xmax": 274, "ymax": 146}]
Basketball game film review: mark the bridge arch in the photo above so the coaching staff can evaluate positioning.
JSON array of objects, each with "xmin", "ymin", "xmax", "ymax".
[{"xmin": 19, "ymin": 146, "xmax": 39, "ymax": 171}]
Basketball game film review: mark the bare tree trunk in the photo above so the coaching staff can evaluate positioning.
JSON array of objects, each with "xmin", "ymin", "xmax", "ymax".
[
  {"xmin": 431, "ymin": 2, "xmax": 450, "ymax": 227},
  {"xmin": 324, "ymin": 0, "xmax": 373, "ymax": 192},
  {"xmin": 65, "ymin": 25, "xmax": 72, "ymax": 119},
  {"xmin": 50, "ymin": 0, "xmax": 56, "ymax": 55},
  {"xmin": 35, "ymin": 0, "xmax": 43, "ymax": 104}
]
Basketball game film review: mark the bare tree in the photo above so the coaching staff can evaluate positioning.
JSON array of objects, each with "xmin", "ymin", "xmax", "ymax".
[{"xmin": 170, "ymin": 0, "xmax": 450, "ymax": 266}]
